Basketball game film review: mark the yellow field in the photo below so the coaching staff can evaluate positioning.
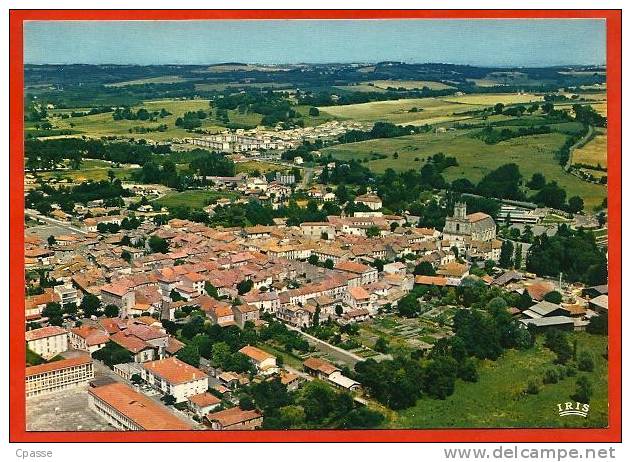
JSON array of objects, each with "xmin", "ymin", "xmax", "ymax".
[
  {"xmin": 440, "ymin": 93, "xmax": 545, "ymax": 106},
  {"xmin": 318, "ymin": 98, "xmax": 486, "ymax": 125},
  {"xmin": 106, "ymin": 76, "xmax": 188, "ymax": 87},
  {"xmin": 51, "ymin": 99, "xmax": 224, "ymax": 141},
  {"xmin": 573, "ymin": 130, "xmax": 608, "ymax": 168},
  {"xmin": 591, "ymin": 102, "xmax": 608, "ymax": 116},
  {"xmin": 368, "ymin": 80, "xmax": 454, "ymax": 90}
]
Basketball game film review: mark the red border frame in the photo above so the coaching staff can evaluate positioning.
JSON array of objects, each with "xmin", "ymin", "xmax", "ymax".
[{"xmin": 9, "ymin": 9, "xmax": 622, "ymax": 443}]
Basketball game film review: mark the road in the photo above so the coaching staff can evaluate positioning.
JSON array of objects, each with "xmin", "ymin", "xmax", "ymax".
[
  {"xmin": 287, "ymin": 326, "xmax": 366, "ymax": 367},
  {"xmin": 25, "ymin": 209, "xmax": 88, "ymax": 235},
  {"xmin": 565, "ymin": 124, "xmax": 595, "ymax": 172}
]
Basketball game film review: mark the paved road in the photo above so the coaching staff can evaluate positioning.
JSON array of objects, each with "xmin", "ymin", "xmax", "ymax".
[
  {"xmin": 25, "ymin": 209, "xmax": 88, "ymax": 235},
  {"xmin": 287, "ymin": 326, "xmax": 365, "ymax": 367},
  {"xmin": 565, "ymin": 124, "xmax": 595, "ymax": 172}
]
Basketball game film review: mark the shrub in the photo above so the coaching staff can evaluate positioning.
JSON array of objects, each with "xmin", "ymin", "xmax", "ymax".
[
  {"xmin": 526, "ymin": 379, "xmax": 540, "ymax": 395},
  {"xmin": 577, "ymin": 351, "xmax": 595, "ymax": 372},
  {"xmin": 543, "ymin": 368, "xmax": 559, "ymax": 384}
]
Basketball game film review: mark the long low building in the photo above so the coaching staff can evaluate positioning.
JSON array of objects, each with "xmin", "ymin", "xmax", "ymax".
[
  {"xmin": 26, "ymin": 355, "xmax": 94, "ymax": 397},
  {"xmin": 88, "ymin": 382, "xmax": 191, "ymax": 431}
]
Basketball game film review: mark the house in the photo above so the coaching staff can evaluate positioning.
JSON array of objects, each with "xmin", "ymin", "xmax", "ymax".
[
  {"xmin": 519, "ymin": 316, "xmax": 575, "ymax": 333},
  {"xmin": 142, "ymin": 357, "xmax": 209, "ymax": 403},
  {"xmin": 525, "ymin": 281, "xmax": 556, "ymax": 301},
  {"xmin": 25, "ymin": 326, "xmax": 68, "ymax": 360},
  {"xmin": 26, "ymin": 355, "xmax": 94, "ymax": 397},
  {"xmin": 188, "ymin": 392, "xmax": 221, "ymax": 418},
  {"xmin": 303, "ymin": 357, "xmax": 339, "ymax": 380},
  {"xmin": 414, "ymin": 275, "xmax": 448, "ymax": 287},
  {"xmin": 344, "ymin": 287, "xmax": 372, "ymax": 313},
  {"xmin": 88, "ymin": 382, "xmax": 191, "ymax": 430},
  {"xmin": 279, "ymin": 371, "xmax": 301, "ymax": 391},
  {"xmin": 232, "ymin": 303, "xmax": 260, "ymax": 328},
  {"xmin": 241, "ymin": 291, "xmax": 280, "ymax": 314},
  {"xmin": 205, "ymin": 406, "xmax": 263, "ymax": 430},
  {"xmin": 110, "ymin": 330, "xmax": 156, "ymax": 363},
  {"xmin": 100, "ymin": 282, "xmax": 136, "ymax": 312},
  {"xmin": 302, "ymin": 357, "xmax": 360, "ymax": 392},
  {"xmin": 521, "ymin": 300, "xmax": 566, "ymax": 319},
  {"xmin": 354, "ymin": 194, "xmax": 382, "ymax": 211},
  {"xmin": 300, "ymin": 222, "xmax": 336, "ymax": 240},
  {"xmin": 341, "ymin": 308, "xmax": 371, "ymax": 324},
  {"xmin": 582, "ymin": 284, "xmax": 608, "ymax": 299},
  {"xmin": 69, "ymin": 325, "xmax": 109, "ymax": 353},
  {"xmin": 334, "ymin": 261, "xmax": 378, "ymax": 286},
  {"xmin": 238, "ymin": 345, "xmax": 278, "ymax": 375},
  {"xmin": 588, "ymin": 295, "xmax": 608, "ymax": 314}
]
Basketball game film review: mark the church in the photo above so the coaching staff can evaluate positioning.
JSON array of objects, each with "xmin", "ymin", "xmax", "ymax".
[{"xmin": 442, "ymin": 202, "xmax": 496, "ymax": 243}]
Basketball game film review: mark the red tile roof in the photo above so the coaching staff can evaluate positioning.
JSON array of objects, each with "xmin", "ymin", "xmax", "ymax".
[
  {"xmin": 26, "ymin": 354, "xmax": 92, "ymax": 377},
  {"xmin": 143, "ymin": 357, "xmax": 207, "ymax": 385},
  {"xmin": 89, "ymin": 382, "xmax": 191, "ymax": 430},
  {"xmin": 25, "ymin": 326, "xmax": 67, "ymax": 342}
]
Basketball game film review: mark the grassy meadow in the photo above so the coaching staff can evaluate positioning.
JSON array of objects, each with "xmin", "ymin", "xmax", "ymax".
[
  {"xmin": 388, "ymin": 332, "xmax": 608, "ymax": 429},
  {"xmin": 152, "ymin": 190, "xmax": 238, "ymax": 210},
  {"xmin": 323, "ymin": 128, "xmax": 606, "ymax": 210}
]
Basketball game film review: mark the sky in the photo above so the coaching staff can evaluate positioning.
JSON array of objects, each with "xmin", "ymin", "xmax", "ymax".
[{"xmin": 24, "ymin": 19, "xmax": 606, "ymax": 67}]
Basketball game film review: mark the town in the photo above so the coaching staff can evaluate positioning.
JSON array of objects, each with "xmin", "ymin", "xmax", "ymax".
[{"xmin": 23, "ymin": 56, "xmax": 609, "ymax": 431}]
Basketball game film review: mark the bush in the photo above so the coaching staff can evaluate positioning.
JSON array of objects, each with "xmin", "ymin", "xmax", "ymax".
[
  {"xmin": 573, "ymin": 375, "xmax": 593, "ymax": 403},
  {"xmin": 542, "ymin": 368, "xmax": 559, "ymax": 384},
  {"xmin": 526, "ymin": 379, "xmax": 540, "ymax": 395},
  {"xmin": 577, "ymin": 351, "xmax": 595, "ymax": 372}
]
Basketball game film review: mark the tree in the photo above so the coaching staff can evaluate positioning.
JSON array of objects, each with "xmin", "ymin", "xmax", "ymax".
[
  {"xmin": 42, "ymin": 302, "xmax": 63, "ymax": 326},
  {"xmin": 204, "ymin": 281, "xmax": 220, "ymax": 300},
  {"xmin": 413, "ymin": 261, "xmax": 436, "ymax": 276},
  {"xmin": 92, "ymin": 341, "xmax": 132, "ymax": 368},
  {"xmin": 513, "ymin": 244, "xmax": 523, "ymax": 269},
  {"xmin": 131, "ymin": 373, "xmax": 143, "ymax": 385},
  {"xmin": 47, "ymin": 235, "xmax": 56, "ymax": 247},
  {"xmin": 425, "ymin": 356, "xmax": 458, "ymax": 399},
  {"xmin": 544, "ymin": 291, "xmax": 562, "ymax": 304},
  {"xmin": 324, "ymin": 259, "xmax": 334, "ymax": 269},
  {"xmin": 121, "ymin": 250, "xmax": 132, "ymax": 263},
  {"xmin": 239, "ymin": 396, "xmax": 256, "ymax": 410},
  {"xmin": 567, "ymin": 196, "xmax": 584, "ymax": 214},
  {"xmin": 366, "ymin": 226, "xmax": 381, "ymax": 238},
  {"xmin": 308, "ymin": 107, "xmax": 320, "ymax": 117},
  {"xmin": 161, "ymin": 394, "xmax": 177, "ymax": 406},
  {"xmin": 494, "ymin": 103, "xmax": 505, "ymax": 114},
  {"xmin": 103, "ymin": 304, "xmax": 119, "ymax": 318},
  {"xmin": 308, "ymin": 254, "xmax": 319, "ymax": 266},
  {"xmin": 516, "ymin": 291, "xmax": 533, "ymax": 309},
  {"xmin": 237, "ymin": 279, "xmax": 254, "ymax": 295},
  {"xmin": 335, "ymin": 305, "xmax": 344, "ymax": 316},
  {"xmin": 526, "ymin": 173, "xmax": 546, "ymax": 190},
  {"xmin": 148, "ymin": 235, "xmax": 169, "ymax": 254},
  {"xmin": 337, "ymin": 408, "xmax": 385, "ymax": 429},
  {"xmin": 177, "ymin": 344, "xmax": 201, "ymax": 368},
  {"xmin": 397, "ymin": 293, "xmax": 420, "ymax": 318},
  {"xmin": 499, "ymin": 240, "xmax": 514, "ymax": 269},
  {"xmin": 374, "ymin": 337, "xmax": 389, "ymax": 353},
  {"xmin": 573, "ymin": 375, "xmax": 593, "ymax": 403},
  {"xmin": 543, "ymin": 368, "xmax": 560, "ymax": 384},
  {"xmin": 80, "ymin": 293, "xmax": 101, "ymax": 317},
  {"xmin": 458, "ymin": 357, "xmax": 479, "ymax": 382}
]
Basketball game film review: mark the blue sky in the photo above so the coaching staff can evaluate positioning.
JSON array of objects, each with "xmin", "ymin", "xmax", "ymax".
[{"xmin": 24, "ymin": 19, "xmax": 605, "ymax": 67}]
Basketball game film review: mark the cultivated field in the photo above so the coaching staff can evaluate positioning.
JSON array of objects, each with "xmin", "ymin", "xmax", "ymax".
[
  {"xmin": 318, "ymin": 98, "xmax": 486, "ymax": 125},
  {"xmin": 37, "ymin": 159, "xmax": 139, "ymax": 182},
  {"xmin": 106, "ymin": 75, "xmax": 188, "ymax": 87},
  {"xmin": 389, "ymin": 332, "xmax": 608, "ymax": 429},
  {"xmin": 323, "ymin": 129, "xmax": 606, "ymax": 209},
  {"xmin": 440, "ymin": 93, "xmax": 545, "ymax": 106},
  {"xmin": 368, "ymin": 80, "xmax": 454, "ymax": 90},
  {"xmin": 572, "ymin": 129, "xmax": 608, "ymax": 169}
]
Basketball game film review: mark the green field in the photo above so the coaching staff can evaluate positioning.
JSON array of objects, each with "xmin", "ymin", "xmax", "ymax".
[
  {"xmin": 369, "ymin": 80, "xmax": 454, "ymax": 90},
  {"xmin": 152, "ymin": 190, "xmax": 238, "ymax": 210},
  {"xmin": 389, "ymin": 332, "xmax": 608, "ymax": 429},
  {"xmin": 49, "ymin": 99, "xmax": 225, "ymax": 141},
  {"xmin": 106, "ymin": 75, "xmax": 189, "ymax": 87},
  {"xmin": 323, "ymin": 129, "xmax": 606, "ymax": 210},
  {"xmin": 38, "ymin": 159, "xmax": 139, "ymax": 182}
]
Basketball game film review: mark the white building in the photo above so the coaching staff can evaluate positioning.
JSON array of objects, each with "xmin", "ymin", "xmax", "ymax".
[
  {"xmin": 26, "ymin": 326, "xmax": 68, "ymax": 359},
  {"xmin": 142, "ymin": 357, "xmax": 209, "ymax": 403}
]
